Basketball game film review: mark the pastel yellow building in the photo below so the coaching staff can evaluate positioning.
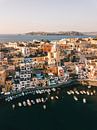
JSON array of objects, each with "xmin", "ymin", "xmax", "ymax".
[
  {"xmin": 0, "ymin": 69, "xmax": 6, "ymax": 86},
  {"xmin": 5, "ymin": 79, "xmax": 13, "ymax": 92}
]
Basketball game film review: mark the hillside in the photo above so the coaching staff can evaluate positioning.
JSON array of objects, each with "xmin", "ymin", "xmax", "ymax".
[{"xmin": 26, "ymin": 31, "xmax": 85, "ymax": 36}]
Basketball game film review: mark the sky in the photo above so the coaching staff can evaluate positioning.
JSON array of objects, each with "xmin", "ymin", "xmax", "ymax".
[{"xmin": 0, "ymin": 0, "xmax": 97, "ymax": 34}]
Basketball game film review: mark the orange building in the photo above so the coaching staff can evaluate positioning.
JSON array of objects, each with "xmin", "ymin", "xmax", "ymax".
[
  {"xmin": 33, "ymin": 56, "xmax": 48, "ymax": 63},
  {"xmin": 59, "ymin": 44, "xmax": 69, "ymax": 49},
  {"xmin": 47, "ymin": 66, "xmax": 58, "ymax": 75},
  {"xmin": 41, "ymin": 43, "xmax": 52, "ymax": 52}
]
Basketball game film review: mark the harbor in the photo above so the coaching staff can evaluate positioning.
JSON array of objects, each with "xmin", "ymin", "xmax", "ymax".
[
  {"xmin": 0, "ymin": 81, "xmax": 97, "ymax": 130},
  {"xmin": 1, "ymin": 78, "xmax": 97, "ymax": 110},
  {"xmin": 0, "ymin": 36, "xmax": 97, "ymax": 130},
  {"xmin": 0, "ymin": 0, "xmax": 97, "ymax": 129}
]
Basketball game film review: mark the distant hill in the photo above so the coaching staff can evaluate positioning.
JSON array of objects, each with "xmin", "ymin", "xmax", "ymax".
[
  {"xmin": 26, "ymin": 31, "xmax": 85, "ymax": 36},
  {"xmin": 83, "ymin": 32, "xmax": 97, "ymax": 36}
]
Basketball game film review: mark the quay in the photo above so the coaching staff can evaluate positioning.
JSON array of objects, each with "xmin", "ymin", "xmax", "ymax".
[
  {"xmin": 1, "ymin": 78, "xmax": 97, "ymax": 103},
  {"xmin": 78, "ymin": 79, "xmax": 97, "ymax": 86},
  {"xmin": 0, "ymin": 79, "xmax": 79, "ymax": 102}
]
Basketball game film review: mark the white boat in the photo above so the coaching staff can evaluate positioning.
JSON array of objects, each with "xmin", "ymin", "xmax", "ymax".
[
  {"xmin": 36, "ymin": 99, "xmax": 39, "ymax": 103},
  {"xmin": 52, "ymin": 88, "xmax": 56, "ymax": 92},
  {"xmin": 88, "ymin": 86, "xmax": 91, "ymax": 89},
  {"xmin": 75, "ymin": 90, "xmax": 79, "ymax": 95},
  {"xmin": 73, "ymin": 96, "xmax": 78, "ymax": 101},
  {"xmin": 80, "ymin": 91, "xmax": 83, "ymax": 94},
  {"xmin": 87, "ymin": 91, "xmax": 90, "ymax": 95},
  {"xmin": 43, "ymin": 105, "xmax": 46, "ymax": 110},
  {"xmin": 12, "ymin": 104, "xmax": 15, "ymax": 109},
  {"xmin": 83, "ymin": 98, "xmax": 86, "ymax": 103},
  {"xmin": 91, "ymin": 92, "xmax": 93, "ymax": 96},
  {"xmin": 67, "ymin": 91, "xmax": 71, "ymax": 95},
  {"xmin": 27, "ymin": 99, "xmax": 31, "ymax": 106},
  {"xmin": 70, "ymin": 90, "xmax": 74, "ymax": 95},
  {"xmin": 55, "ymin": 96, "xmax": 59, "ymax": 99},
  {"xmin": 51, "ymin": 96, "xmax": 54, "ymax": 100},
  {"xmin": 23, "ymin": 101, "xmax": 26, "ymax": 106},
  {"xmin": 18, "ymin": 102, "xmax": 22, "ymax": 107},
  {"xmin": 31, "ymin": 100, "xmax": 35, "ymax": 104}
]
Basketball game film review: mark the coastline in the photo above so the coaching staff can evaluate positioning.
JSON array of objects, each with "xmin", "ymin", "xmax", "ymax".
[{"xmin": 0, "ymin": 34, "xmax": 95, "ymax": 42}]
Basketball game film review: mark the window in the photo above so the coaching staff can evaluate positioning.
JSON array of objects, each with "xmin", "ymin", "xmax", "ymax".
[
  {"xmin": 20, "ymin": 75, "xmax": 23, "ymax": 78},
  {"xmin": 22, "ymin": 82, "xmax": 24, "ymax": 85},
  {"xmin": 27, "ymin": 81, "xmax": 30, "ymax": 84},
  {"xmin": 21, "ymin": 66, "xmax": 25, "ymax": 70}
]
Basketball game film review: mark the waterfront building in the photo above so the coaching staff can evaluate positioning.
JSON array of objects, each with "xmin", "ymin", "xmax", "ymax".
[
  {"xmin": 13, "ymin": 58, "xmax": 32, "ymax": 89},
  {"xmin": 58, "ymin": 66, "xmax": 65, "ymax": 77},
  {"xmin": 0, "ymin": 69, "xmax": 7, "ymax": 91},
  {"xmin": 5, "ymin": 77, "xmax": 13, "ymax": 92}
]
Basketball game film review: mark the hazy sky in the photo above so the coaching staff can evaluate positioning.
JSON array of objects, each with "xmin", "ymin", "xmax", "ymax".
[{"xmin": 0, "ymin": 0, "xmax": 97, "ymax": 34}]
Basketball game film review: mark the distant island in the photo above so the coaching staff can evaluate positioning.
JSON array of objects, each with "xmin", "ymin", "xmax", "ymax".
[{"xmin": 26, "ymin": 31, "xmax": 85, "ymax": 36}]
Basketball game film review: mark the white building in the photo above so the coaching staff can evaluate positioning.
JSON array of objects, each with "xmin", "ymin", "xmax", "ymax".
[
  {"xmin": 21, "ymin": 47, "xmax": 30, "ymax": 57},
  {"xmin": 8, "ymin": 42, "xmax": 18, "ymax": 48},
  {"xmin": 14, "ymin": 59, "xmax": 32, "ymax": 89}
]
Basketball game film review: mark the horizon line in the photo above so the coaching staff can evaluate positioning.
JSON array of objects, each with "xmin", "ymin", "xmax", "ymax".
[{"xmin": 0, "ymin": 30, "xmax": 97, "ymax": 35}]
